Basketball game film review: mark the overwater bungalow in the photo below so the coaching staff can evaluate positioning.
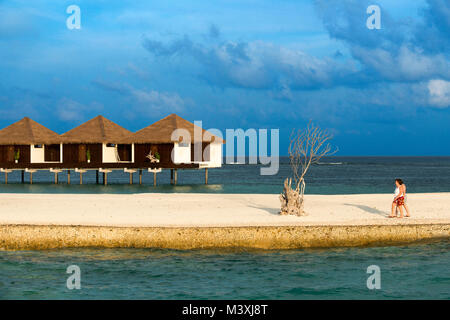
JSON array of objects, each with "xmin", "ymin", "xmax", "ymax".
[
  {"xmin": 121, "ymin": 113, "xmax": 224, "ymax": 184},
  {"xmin": 61, "ymin": 115, "xmax": 134, "ymax": 165},
  {"xmin": 0, "ymin": 114, "xmax": 224, "ymax": 185},
  {"xmin": 0, "ymin": 117, "xmax": 62, "ymax": 165},
  {"xmin": 123, "ymin": 113, "xmax": 224, "ymax": 168}
]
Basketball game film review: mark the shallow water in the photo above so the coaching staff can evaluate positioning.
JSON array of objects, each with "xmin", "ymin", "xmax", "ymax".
[
  {"xmin": 1, "ymin": 240, "xmax": 449, "ymax": 299},
  {"xmin": 0, "ymin": 156, "xmax": 450, "ymax": 194},
  {"xmin": 1, "ymin": 157, "xmax": 449, "ymax": 299}
]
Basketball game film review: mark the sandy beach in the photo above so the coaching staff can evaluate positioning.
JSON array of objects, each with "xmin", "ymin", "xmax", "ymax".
[
  {"xmin": 0, "ymin": 192, "xmax": 449, "ymax": 227},
  {"xmin": 1, "ymin": 192, "xmax": 449, "ymax": 250}
]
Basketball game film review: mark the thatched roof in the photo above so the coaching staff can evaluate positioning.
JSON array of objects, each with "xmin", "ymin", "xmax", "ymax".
[
  {"xmin": 61, "ymin": 115, "xmax": 132, "ymax": 144},
  {"xmin": 0, "ymin": 114, "xmax": 224, "ymax": 146},
  {"xmin": 0, "ymin": 117, "xmax": 61, "ymax": 145},
  {"xmin": 122, "ymin": 114, "xmax": 225, "ymax": 144}
]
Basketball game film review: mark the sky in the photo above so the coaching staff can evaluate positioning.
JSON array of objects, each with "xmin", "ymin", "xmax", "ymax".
[{"xmin": 0, "ymin": 0, "xmax": 449, "ymax": 155}]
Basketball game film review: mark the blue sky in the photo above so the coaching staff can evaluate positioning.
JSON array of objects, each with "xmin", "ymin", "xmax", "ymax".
[{"xmin": 0, "ymin": 0, "xmax": 449, "ymax": 155}]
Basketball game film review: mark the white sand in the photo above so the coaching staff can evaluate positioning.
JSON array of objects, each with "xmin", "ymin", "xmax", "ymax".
[{"xmin": 0, "ymin": 192, "xmax": 448, "ymax": 227}]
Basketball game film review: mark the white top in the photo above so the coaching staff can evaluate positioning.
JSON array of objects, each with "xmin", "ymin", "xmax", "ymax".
[{"xmin": 394, "ymin": 187, "xmax": 404, "ymax": 197}]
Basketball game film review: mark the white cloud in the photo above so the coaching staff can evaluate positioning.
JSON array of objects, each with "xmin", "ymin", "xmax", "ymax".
[
  {"xmin": 57, "ymin": 98, "xmax": 104, "ymax": 121},
  {"xmin": 130, "ymin": 89, "xmax": 185, "ymax": 112},
  {"xmin": 92, "ymin": 79, "xmax": 187, "ymax": 116},
  {"xmin": 428, "ymin": 79, "xmax": 450, "ymax": 108},
  {"xmin": 353, "ymin": 45, "xmax": 450, "ymax": 82},
  {"xmin": 143, "ymin": 36, "xmax": 358, "ymax": 90}
]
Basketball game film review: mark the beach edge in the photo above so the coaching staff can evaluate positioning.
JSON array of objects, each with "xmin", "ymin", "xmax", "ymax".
[{"xmin": 1, "ymin": 224, "xmax": 449, "ymax": 250}]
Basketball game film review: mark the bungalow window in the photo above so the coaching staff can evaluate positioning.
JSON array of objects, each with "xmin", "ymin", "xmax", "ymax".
[
  {"xmin": 106, "ymin": 143, "xmax": 116, "ymax": 148},
  {"xmin": 34, "ymin": 144, "xmax": 43, "ymax": 148},
  {"xmin": 179, "ymin": 143, "xmax": 189, "ymax": 148}
]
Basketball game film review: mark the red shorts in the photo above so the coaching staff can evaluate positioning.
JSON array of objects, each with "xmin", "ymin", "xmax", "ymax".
[{"xmin": 394, "ymin": 196, "xmax": 405, "ymax": 206}]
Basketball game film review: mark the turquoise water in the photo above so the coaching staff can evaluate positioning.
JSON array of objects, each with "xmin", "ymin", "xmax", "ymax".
[
  {"xmin": 1, "ymin": 240, "xmax": 449, "ymax": 299},
  {"xmin": 0, "ymin": 157, "xmax": 449, "ymax": 194},
  {"xmin": 1, "ymin": 157, "xmax": 449, "ymax": 300}
]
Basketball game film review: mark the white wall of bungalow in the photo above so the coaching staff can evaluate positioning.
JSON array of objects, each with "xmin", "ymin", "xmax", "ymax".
[
  {"xmin": 172, "ymin": 141, "xmax": 222, "ymax": 167},
  {"xmin": 102, "ymin": 143, "xmax": 135, "ymax": 163},
  {"xmin": 208, "ymin": 142, "xmax": 222, "ymax": 168},
  {"xmin": 30, "ymin": 144, "xmax": 63, "ymax": 163}
]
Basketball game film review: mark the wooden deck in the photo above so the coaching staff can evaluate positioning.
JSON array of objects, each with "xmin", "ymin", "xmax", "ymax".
[
  {"xmin": 0, "ymin": 162, "xmax": 209, "ymax": 185},
  {"xmin": 0, "ymin": 162, "xmax": 200, "ymax": 170}
]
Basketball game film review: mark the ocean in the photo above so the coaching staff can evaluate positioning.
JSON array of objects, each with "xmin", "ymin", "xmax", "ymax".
[
  {"xmin": 0, "ymin": 156, "xmax": 449, "ymax": 300},
  {"xmin": 0, "ymin": 156, "xmax": 449, "ymax": 194},
  {"xmin": 1, "ymin": 240, "xmax": 449, "ymax": 299}
]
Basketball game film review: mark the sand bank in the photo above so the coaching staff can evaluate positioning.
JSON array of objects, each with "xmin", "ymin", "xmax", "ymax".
[
  {"xmin": 1, "ymin": 224, "xmax": 449, "ymax": 250},
  {"xmin": 0, "ymin": 193, "xmax": 449, "ymax": 249}
]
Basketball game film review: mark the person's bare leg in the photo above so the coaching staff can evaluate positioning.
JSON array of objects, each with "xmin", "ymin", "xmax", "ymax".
[
  {"xmin": 403, "ymin": 203, "xmax": 410, "ymax": 217},
  {"xmin": 390, "ymin": 202, "xmax": 397, "ymax": 217},
  {"xmin": 398, "ymin": 205, "xmax": 404, "ymax": 218}
]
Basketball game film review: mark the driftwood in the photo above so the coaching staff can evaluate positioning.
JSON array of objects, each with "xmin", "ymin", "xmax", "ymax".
[
  {"xmin": 279, "ymin": 178, "xmax": 307, "ymax": 216},
  {"xmin": 280, "ymin": 121, "xmax": 337, "ymax": 217}
]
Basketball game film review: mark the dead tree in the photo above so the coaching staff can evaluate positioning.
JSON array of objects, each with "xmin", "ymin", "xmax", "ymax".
[{"xmin": 280, "ymin": 121, "xmax": 337, "ymax": 216}]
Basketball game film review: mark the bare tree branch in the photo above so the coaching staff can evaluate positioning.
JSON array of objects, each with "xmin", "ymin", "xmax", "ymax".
[{"xmin": 281, "ymin": 121, "xmax": 338, "ymax": 216}]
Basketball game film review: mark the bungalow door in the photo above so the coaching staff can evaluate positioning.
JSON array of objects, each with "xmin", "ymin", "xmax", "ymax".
[
  {"xmin": 6, "ymin": 146, "xmax": 14, "ymax": 162},
  {"xmin": 44, "ymin": 145, "xmax": 61, "ymax": 162},
  {"xmin": 117, "ymin": 144, "xmax": 131, "ymax": 162},
  {"xmin": 78, "ymin": 144, "xmax": 86, "ymax": 162}
]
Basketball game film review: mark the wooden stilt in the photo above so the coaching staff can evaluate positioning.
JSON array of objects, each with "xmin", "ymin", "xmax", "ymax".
[
  {"xmin": 74, "ymin": 169, "xmax": 87, "ymax": 185},
  {"xmin": 139, "ymin": 169, "xmax": 142, "ymax": 185},
  {"xmin": 103, "ymin": 172, "xmax": 107, "ymax": 185},
  {"xmin": 205, "ymin": 168, "xmax": 208, "ymax": 185},
  {"xmin": 54, "ymin": 172, "xmax": 58, "ymax": 184},
  {"xmin": 153, "ymin": 171, "xmax": 157, "ymax": 186},
  {"xmin": 129, "ymin": 172, "xmax": 133, "ymax": 185},
  {"xmin": 170, "ymin": 169, "xmax": 174, "ymax": 184},
  {"xmin": 96, "ymin": 170, "xmax": 99, "ymax": 184},
  {"xmin": 67, "ymin": 170, "xmax": 71, "ymax": 184},
  {"xmin": 2, "ymin": 169, "xmax": 12, "ymax": 184},
  {"xmin": 30, "ymin": 172, "xmax": 33, "ymax": 185},
  {"xmin": 174, "ymin": 169, "xmax": 177, "ymax": 185},
  {"xmin": 21, "ymin": 170, "xmax": 24, "ymax": 183}
]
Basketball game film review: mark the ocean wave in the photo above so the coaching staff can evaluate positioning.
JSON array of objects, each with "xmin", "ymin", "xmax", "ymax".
[{"xmin": 316, "ymin": 162, "xmax": 344, "ymax": 165}]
